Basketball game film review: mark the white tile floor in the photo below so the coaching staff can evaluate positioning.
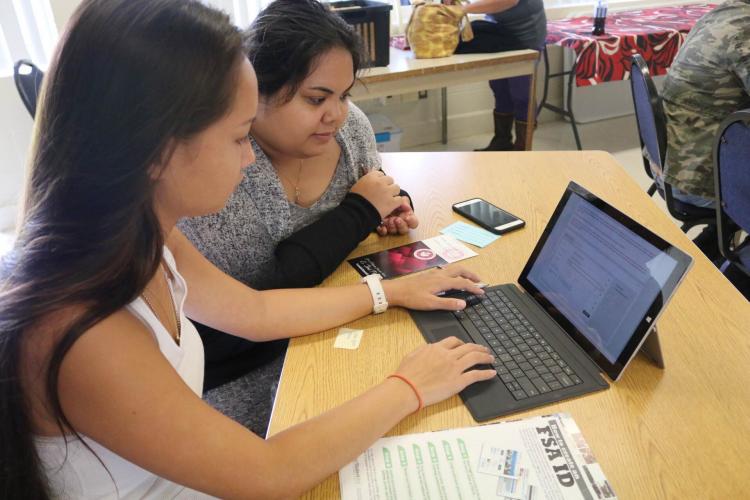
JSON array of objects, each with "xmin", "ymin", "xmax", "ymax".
[{"xmin": 406, "ymin": 114, "xmax": 684, "ymax": 231}]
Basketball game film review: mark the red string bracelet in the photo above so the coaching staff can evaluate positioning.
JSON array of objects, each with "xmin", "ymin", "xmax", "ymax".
[{"xmin": 387, "ymin": 373, "xmax": 424, "ymax": 413}]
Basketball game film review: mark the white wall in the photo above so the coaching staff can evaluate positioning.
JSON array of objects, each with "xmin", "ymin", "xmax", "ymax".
[
  {"xmin": 50, "ymin": 0, "xmax": 81, "ymax": 30},
  {"xmin": 0, "ymin": 0, "xmax": 80, "ymax": 231}
]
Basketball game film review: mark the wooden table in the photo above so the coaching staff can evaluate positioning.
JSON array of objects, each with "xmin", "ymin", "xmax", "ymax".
[
  {"xmin": 351, "ymin": 48, "xmax": 540, "ymax": 148},
  {"xmin": 268, "ymin": 151, "xmax": 750, "ymax": 499}
]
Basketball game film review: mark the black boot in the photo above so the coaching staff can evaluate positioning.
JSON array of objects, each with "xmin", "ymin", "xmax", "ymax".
[{"xmin": 475, "ymin": 112, "xmax": 514, "ymax": 151}]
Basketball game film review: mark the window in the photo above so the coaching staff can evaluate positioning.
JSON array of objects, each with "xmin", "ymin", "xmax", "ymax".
[
  {"xmin": 0, "ymin": 0, "xmax": 57, "ymax": 77},
  {"xmin": 201, "ymin": 0, "xmax": 410, "ymax": 31},
  {"xmin": 200, "ymin": 0, "xmax": 273, "ymax": 28}
]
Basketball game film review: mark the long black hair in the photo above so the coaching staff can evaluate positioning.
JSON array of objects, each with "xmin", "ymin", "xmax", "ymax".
[
  {"xmin": 244, "ymin": 0, "xmax": 366, "ymax": 102},
  {"xmin": 0, "ymin": 0, "xmax": 243, "ymax": 497}
]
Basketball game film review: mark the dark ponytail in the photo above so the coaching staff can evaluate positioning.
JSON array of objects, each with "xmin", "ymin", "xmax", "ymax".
[{"xmin": 0, "ymin": 0, "xmax": 243, "ymax": 496}]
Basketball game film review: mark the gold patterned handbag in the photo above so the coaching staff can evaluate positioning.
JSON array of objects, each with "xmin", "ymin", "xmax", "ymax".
[{"xmin": 406, "ymin": 1, "xmax": 474, "ymax": 59}]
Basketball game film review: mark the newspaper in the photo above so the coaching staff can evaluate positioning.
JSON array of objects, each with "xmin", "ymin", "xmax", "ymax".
[{"xmin": 339, "ymin": 413, "xmax": 616, "ymax": 500}]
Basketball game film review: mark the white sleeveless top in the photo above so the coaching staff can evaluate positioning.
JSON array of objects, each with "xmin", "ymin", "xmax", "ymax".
[{"xmin": 34, "ymin": 248, "xmax": 215, "ymax": 499}]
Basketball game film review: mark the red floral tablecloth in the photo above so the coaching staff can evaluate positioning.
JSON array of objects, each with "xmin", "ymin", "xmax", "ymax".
[{"xmin": 546, "ymin": 4, "xmax": 716, "ymax": 86}]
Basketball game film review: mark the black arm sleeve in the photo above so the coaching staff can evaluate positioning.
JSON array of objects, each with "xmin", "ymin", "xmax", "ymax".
[{"xmin": 262, "ymin": 192, "xmax": 381, "ymax": 289}]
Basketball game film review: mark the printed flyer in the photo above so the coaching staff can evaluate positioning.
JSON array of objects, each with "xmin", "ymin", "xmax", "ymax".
[
  {"xmin": 339, "ymin": 413, "xmax": 616, "ymax": 500},
  {"xmin": 348, "ymin": 235, "xmax": 478, "ymax": 279}
]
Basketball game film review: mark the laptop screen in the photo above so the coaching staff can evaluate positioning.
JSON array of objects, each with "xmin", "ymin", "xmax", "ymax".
[{"xmin": 519, "ymin": 182, "xmax": 692, "ymax": 380}]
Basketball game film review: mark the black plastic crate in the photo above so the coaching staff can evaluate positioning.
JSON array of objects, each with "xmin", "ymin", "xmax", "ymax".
[{"xmin": 328, "ymin": 0, "xmax": 392, "ymax": 67}]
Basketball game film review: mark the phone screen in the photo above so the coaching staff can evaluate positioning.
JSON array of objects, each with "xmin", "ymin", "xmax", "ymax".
[{"xmin": 457, "ymin": 199, "xmax": 519, "ymax": 227}]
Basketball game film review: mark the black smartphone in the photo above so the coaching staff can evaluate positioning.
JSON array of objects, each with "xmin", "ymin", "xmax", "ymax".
[{"xmin": 452, "ymin": 198, "xmax": 525, "ymax": 235}]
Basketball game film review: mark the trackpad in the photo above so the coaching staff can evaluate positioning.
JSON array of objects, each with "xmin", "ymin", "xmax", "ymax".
[{"xmin": 427, "ymin": 325, "xmax": 473, "ymax": 344}]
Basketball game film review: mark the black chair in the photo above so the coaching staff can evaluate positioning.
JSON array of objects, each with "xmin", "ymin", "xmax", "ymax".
[
  {"xmin": 713, "ymin": 109, "xmax": 750, "ymax": 287},
  {"xmin": 629, "ymin": 54, "xmax": 715, "ymax": 233},
  {"xmin": 13, "ymin": 59, "xmax": 44, "ymax": 118}
]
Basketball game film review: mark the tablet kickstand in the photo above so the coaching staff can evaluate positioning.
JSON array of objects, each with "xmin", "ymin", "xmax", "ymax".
[{"xmin": 639, "ymin": 327, "xmax": 665, "ymax": 369}]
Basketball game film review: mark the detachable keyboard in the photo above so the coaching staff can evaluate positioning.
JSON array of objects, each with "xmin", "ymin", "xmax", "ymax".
[{"xmin": 454, "ymin": 288, "xmax": 583, "ymax": 400}]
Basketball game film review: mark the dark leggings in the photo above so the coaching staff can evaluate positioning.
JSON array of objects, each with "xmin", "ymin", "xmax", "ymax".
[{"xmin": 455, "ymin": 20, "xmax": 541, "ymax": 121}]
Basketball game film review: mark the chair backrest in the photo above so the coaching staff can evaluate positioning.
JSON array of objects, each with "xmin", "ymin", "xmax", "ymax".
[
  {"xmin": 630, "ymin": 54, "xmax": 667, "ymax": 170},
  {"xmin": 13, "ymin": 60, "xmax": 44, "ymax": 118},
  {"xmin": 714, "ymin": 109, "xmax": 750, "ymax": 239}
]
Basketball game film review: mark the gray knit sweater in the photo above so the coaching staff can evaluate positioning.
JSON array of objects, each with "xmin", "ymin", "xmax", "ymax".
[{"xmin": 178, "ymin": 103, "xmax": 381, "ymax": 290}]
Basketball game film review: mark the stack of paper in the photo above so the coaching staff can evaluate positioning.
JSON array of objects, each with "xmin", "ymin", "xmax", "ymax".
[{"xmin": 339, "ymin": 413, "xmax": 616, "ymax": 500}]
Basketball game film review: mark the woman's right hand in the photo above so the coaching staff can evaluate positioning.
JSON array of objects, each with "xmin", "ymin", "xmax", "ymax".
[
  {"xmin": 350, "ymin": 170, "xmax": 403, "ymax": 218},
  {"xmin": 392, "ymin": 336, "xmax": 496, "ymax": 410}
]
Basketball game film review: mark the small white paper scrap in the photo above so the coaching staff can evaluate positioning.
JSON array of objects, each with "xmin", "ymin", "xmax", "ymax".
[
  {"xmin": 422, "ymin": 234, "xmax": 478, "ymax": 263},
  {"xmin": 334, "ymin": 328, "xmax": 364, "ymax": 350}
]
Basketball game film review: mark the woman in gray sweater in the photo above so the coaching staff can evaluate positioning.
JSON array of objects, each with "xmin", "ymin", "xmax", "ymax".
[{"xmin": 179, "ymin": 0, "xmax": 418, "ymax": 434}]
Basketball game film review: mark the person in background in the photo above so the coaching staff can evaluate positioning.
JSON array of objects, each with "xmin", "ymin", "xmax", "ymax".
[
  {"xmin": 178, "ymin": 0, "xmax": 421, "ymax": 435},
  {"xmin": 450, "ymin": 0, "xmax": 547, "ymax": 151},
  {"xmin": 660, "ymin": 0, "xmax": 750, "ymax": 259},
  {"xmin": 0, "ymin": 0, "xmax": 495, "ymax": 497}
]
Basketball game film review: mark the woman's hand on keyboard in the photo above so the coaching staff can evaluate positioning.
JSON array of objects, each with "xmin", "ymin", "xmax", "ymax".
[
  {"xmin": 382, "ymin": 264, "xmax": 485, "ymax": 311},
  {"xmin": 394, "ymin": 336, "xmax": 496, "ymax": 409}
]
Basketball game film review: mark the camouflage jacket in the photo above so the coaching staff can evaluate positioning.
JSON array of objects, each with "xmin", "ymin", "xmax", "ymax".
[{"xmin": 662, "ymin": 0, "xmax": 750, "ymax": 199}]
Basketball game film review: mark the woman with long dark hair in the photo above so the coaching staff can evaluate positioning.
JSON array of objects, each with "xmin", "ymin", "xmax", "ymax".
[{"xmin": 0, "ymin": 0, "xmax": 494, "ymax": 497}]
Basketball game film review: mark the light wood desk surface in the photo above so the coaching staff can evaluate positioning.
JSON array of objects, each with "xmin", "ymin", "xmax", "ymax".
[
  {"xmin": 351, "ymin": 47, "xmax": 539, "ymax": 100},
  {"xmin": 268, "ymin": 151, "xmax": 750, "ymax": 499}
]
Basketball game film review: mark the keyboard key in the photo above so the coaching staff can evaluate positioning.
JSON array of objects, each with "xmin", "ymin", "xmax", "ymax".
[
  {"xmin": 563, "ymin": 366, "xmax": 575, "ymax": 376},
  {"xmin": 571, "ymin": 375, "xmax": 583, "ymax": 385},
  {"xmin": 548, "ymin": 381, "xmax": 563, "ymax": 390},
  {"xmin": 531, "ymin": 377, "xmax": 551, "ymax": 393},
  {"xmin": 517, "ymin": 377, "xmax": 540, "ymax": 397},
  {"xmin": 541, "ymin": 372, "xmax": 557, "ymax": 383},
  {"xmin": 506, "ymin": 380, "xmax": 521, "ymax": 392},
  {"xmin": 500, "ymin": 373, "xmax": 514, "ymax": 383},
  {"xmin": 510, "ymin": 369, "xmax": 524, "ymax": 378},
  {"xmin": 519, "ymin": 362, "xmax": 533, "ymax": 371},
  {"xmin": 557, "ymin": 374, "xmax": 575, "ymax": 387},
  {"xmin": 511, "ymin": 390, "xmax": 528, "ymax": 400}
]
